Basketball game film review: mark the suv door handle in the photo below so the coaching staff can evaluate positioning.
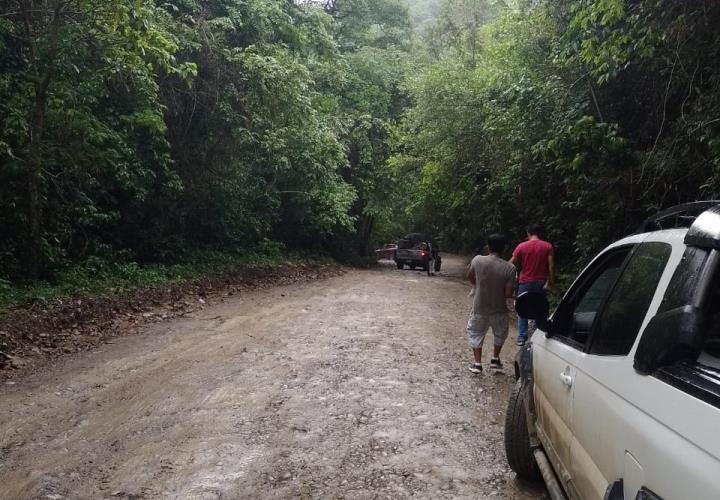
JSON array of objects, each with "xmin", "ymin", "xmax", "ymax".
[{"xmin": 559, "ymin": 371, "xmax": 573, "ymax": 387}]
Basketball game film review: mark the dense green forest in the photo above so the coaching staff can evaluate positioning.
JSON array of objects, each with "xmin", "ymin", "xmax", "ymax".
[
  {"xmin": 1, "ymin": 0, "xmax": 719, "ymax": 295},
  {"xmin": 0, "ymin": 0, "xmax": 412, "ymax": 292},
  {"xmin": 399, "ymin": 0, "xmax": 720, "ymax": 266}
]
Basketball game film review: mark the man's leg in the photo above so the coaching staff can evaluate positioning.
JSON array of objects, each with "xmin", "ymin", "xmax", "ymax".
[
  {"xmin": 517, "ymin": 283, "xmax": 529, "ymax": 344},
  {"xmin": 490, "ymin": 313, "xmax": 509, "ymax": 370},
  {"xmin": 517, "ymin": 316, "xmax": 528, "ymax": 344},
  {"xmin": 527, "ymin": 281, "xmax": 546, "ymax": 339},
  {"xmin": 473, "ymin": 347, "xmax": 483, "ymax": 363},
  {"xmin": 466, "ymin": 314, "xmax": 488, "ymax": 374},
  {"xmin": 493, "ymin": 343, "xmax": 502, "ymax": 359}
]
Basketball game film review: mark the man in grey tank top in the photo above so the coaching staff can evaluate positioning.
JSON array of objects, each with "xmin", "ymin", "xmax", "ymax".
[{"xmin": 465, "ymin": 234, "xmax": 517, "ymax": 373}]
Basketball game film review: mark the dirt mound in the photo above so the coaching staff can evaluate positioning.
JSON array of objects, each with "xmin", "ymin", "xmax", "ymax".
[{"xmin": 0, "ymin": 263, "xmax": 343, "ymax": 374}]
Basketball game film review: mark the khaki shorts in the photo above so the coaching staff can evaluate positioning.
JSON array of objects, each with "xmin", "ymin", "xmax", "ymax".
[{"xmin": 466, "ymin": 313, "xmax": 509, "ymax": 348}]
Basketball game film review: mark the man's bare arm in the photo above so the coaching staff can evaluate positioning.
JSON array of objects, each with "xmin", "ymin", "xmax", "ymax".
[
  {"xmin": 509, "ymin": 254, "xmax": 517, "ymax": 266},
  {"xmin": 466, "ymin": 264, "xmax": 476, "ymax": 286},
  {"xmin": 505, "ymin": 281, "xmax": 515, "ymax": 299},
  {"xmin": 547, "ymin": 254, "xmax": 556, "ymax": 288}
]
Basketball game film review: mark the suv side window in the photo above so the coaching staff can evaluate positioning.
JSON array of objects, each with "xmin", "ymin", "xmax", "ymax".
[
  {"xmin": 551, "ymin": 248, "xmax": 633, "ymax": 349},
  {"xmin": 589, "ymin": 242, "xmax": 672, "ymax": 356},
  {"xmin": 654, "ymin": 249, "xmax": 720, "ymax": 409},
  {"xmin": 698, "ymin": 267, "xmax": 720, "ymax": 370}
]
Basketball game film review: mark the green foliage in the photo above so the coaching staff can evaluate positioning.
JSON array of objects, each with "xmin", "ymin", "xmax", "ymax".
[
  {"xmin": 158, "ymin": 0, "xmax": 358, "ymax": 253},
  {"xmin": 395, "ymin": 0, "xmax": 720, "ymax": 270},
  {"xmin": 321, "ymin": 0, "xmax": 414, "ymax": 257},
  {"xmin": 0, "ymin": 0, "xmax": 375, "ymax": 284},
  {"xmin": 3, "ymin": 0, "xmax": 719, "ymax": 297},
  {"xmin": 406, "ymin": 0, "xmax": 441, "ymax": 28},
  {"xmin": 0, "ymin": 245, "xmax": 317, "ymax": 314},
  {"xmin": 0, "ymin": 0, "xmax": 190, "ymax": 279},
  {"xmin": 327, "ymin": 0, "xmax": 412, "ymax": 51}
]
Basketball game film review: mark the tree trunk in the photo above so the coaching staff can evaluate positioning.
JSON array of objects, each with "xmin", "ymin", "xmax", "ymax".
[
  {"xmin": 25, "ymin": 84, "xmax": 47, "ymax": 281},
  {"xmin": 19, "ymin": 0, "xmax": 65, "ymax": 280},
  {"xmin": 357, "ymin": 214, "xmax": 375, "ymax": 257}
]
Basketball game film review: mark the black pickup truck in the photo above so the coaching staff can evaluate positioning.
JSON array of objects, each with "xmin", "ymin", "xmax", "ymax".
[{"xmin": 393, "ymin": 233, "xmax": 440, "ymax": 275}]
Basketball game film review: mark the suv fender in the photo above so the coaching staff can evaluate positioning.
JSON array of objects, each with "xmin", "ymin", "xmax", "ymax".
[{"xmin": 515, "ymin": 343, "xmax": 540, "ymax": 447}]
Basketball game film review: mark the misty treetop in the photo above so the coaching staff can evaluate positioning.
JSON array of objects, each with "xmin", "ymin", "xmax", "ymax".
[{"xmin": 1, "ymin": 0, "xmax": 719, "ymax": 286}]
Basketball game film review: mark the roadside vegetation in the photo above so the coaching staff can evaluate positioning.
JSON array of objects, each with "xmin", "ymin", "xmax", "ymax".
[
  {"xmin": 1, "ymin": 0, "xmax": 719, "ymax": 306},
  {"xmin": 396, "ymin": 0, "xmax": 720, "ymax": 268},
  {"xmin": 0, "ymin": 246, "xmax": 330, "ymax": 313},
  {"xmin": 0, "ymin": 0, "xmax": 411, "ymax": 307}
]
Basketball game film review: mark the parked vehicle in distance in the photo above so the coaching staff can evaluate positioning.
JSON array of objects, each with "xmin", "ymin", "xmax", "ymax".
[
  {"xmin": 375, "ymin": 243, "xmax": 397, "ymax": 260},
  {"xmin": 394, "ymin": 233, "xmax": 438, "ymax": 275},
  {"xmin": 504, "ymin": 201, "xmax": 720, "ymax": 500}
]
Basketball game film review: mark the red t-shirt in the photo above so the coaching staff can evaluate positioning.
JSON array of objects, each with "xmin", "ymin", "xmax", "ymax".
[{"xmin": 512, "ymin": 239, "xmax": 554, "ymax": 284}]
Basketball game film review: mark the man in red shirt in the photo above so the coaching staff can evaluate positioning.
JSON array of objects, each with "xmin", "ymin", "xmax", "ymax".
[{"xmin": 509, "ymin": 224, "xmax": 556, "ymax": 346}]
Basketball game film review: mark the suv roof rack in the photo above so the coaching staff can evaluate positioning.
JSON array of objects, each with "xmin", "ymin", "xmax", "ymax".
[{"xmin": 635, "ymin": 201, "xmax": 720, "ymax": 234}]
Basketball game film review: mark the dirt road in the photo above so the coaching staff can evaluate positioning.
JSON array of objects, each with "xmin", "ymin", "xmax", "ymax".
[{"xmin": 0, "ymin": 255, "xmax": 546, "ymax": 499}]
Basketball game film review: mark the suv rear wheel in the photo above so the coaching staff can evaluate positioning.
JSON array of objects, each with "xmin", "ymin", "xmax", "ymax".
[
  {"xmin": 504, "ymin": 379, "xmax": 541, "ymax": 480},
  {"xmin": 396, "ymin": 261, "xmax": 403, "ymax": 270}
]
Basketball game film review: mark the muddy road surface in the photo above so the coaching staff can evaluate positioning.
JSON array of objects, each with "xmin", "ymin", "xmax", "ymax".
[{"xmin": 0, "ymin": 255, "xmax": 546, "ymax": 499}]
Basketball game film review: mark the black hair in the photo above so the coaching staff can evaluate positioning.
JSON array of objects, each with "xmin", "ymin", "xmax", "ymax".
[
  {"xmin": 487, "ymin": 233, "xmax": 506, "ymax": 254},
  {"xmin": 526, "ymin": 224, "xmax": 542, "ymax": 236}
]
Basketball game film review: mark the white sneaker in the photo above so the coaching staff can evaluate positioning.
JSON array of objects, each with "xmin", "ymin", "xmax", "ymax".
[{"xmin": 468, "ymin": 363, "xmax": 483, "ymax": 374}]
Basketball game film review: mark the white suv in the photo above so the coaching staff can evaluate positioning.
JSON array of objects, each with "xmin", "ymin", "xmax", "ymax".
[{"xmin": 504, "ymin": 202, "xmax": 720, "ymax": 500}]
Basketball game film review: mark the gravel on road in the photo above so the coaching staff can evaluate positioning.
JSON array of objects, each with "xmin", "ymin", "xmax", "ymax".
[{"xmin": 0, "ymin": 255, "xmax": 546, "ymax": 499}]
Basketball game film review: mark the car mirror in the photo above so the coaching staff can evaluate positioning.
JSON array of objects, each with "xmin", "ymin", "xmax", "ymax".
[
  {"xmin": 634, "ymin": 306, "xmax": 705, "ymax": 375},
  {"xmin": 516, "ymin": 291, "xmax": 550, "ymax": 326}
]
